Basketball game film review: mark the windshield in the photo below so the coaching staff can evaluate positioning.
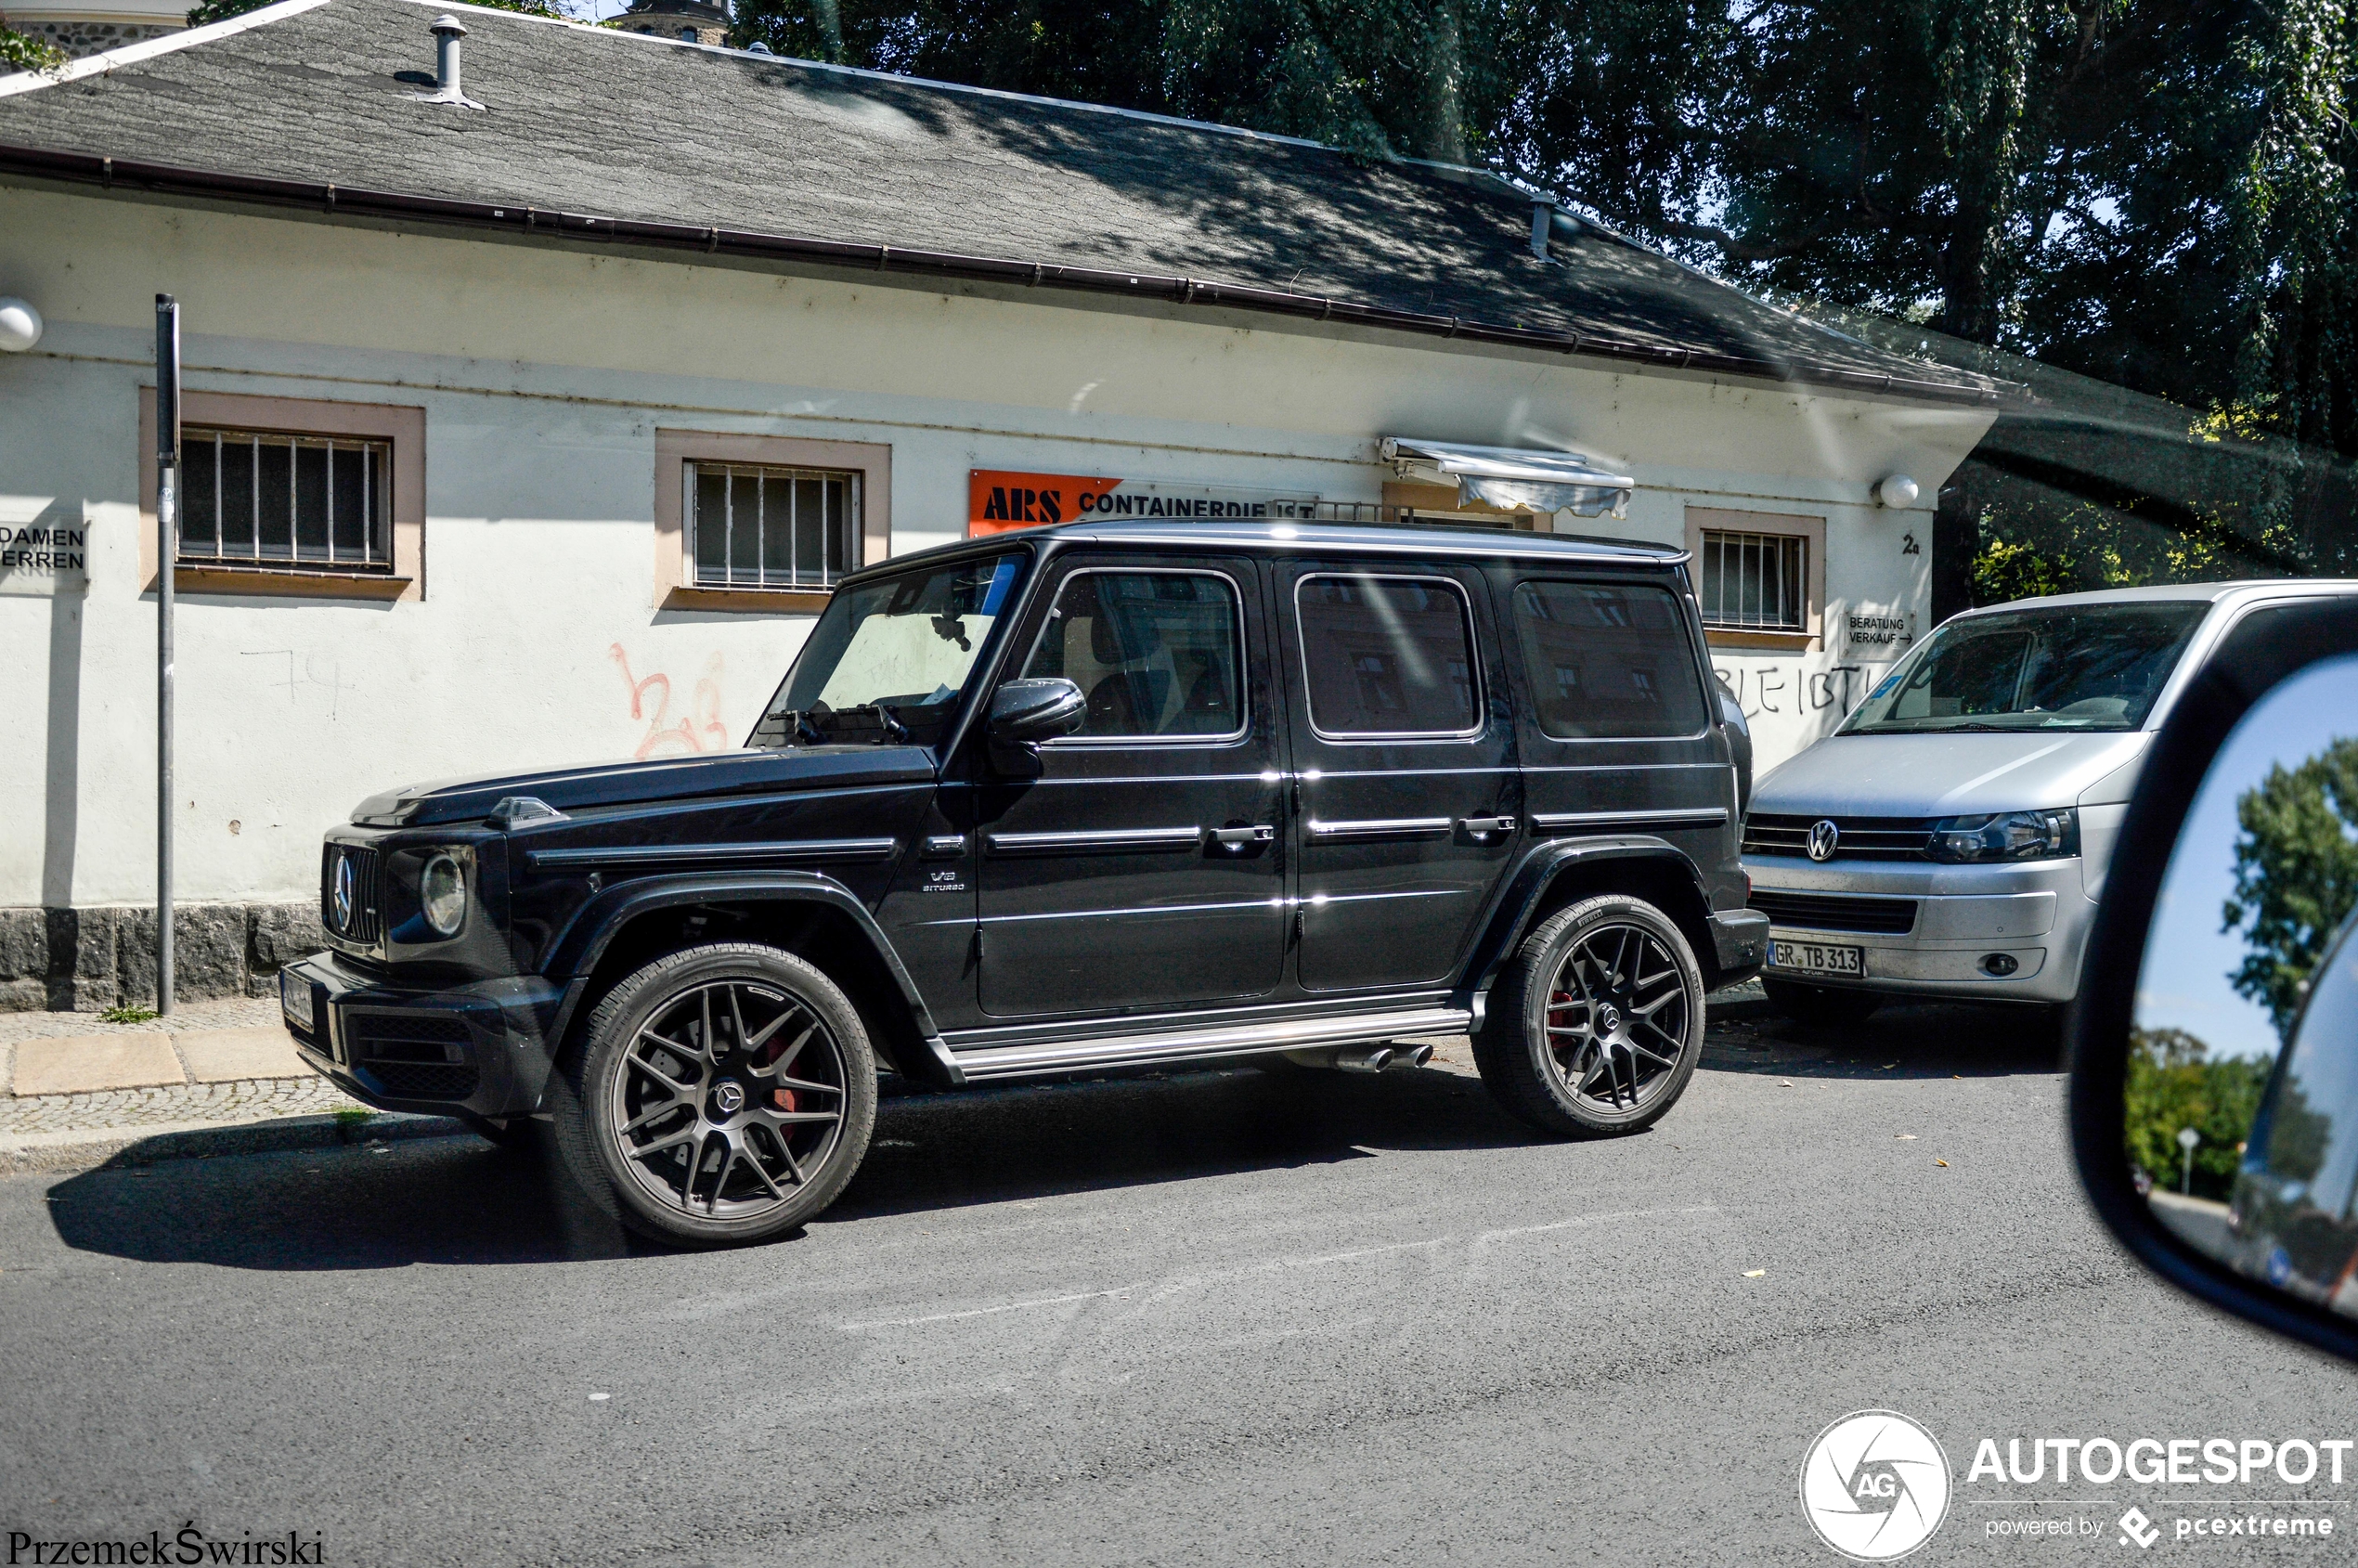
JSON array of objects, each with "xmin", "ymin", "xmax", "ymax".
[
  {"xmin": 1839, "ymin": 601, "xmax": 2209, "ymax": 735},
  {"xmin": 749, "ymin": 553, "xmax": 1025, "ymax": 748}
]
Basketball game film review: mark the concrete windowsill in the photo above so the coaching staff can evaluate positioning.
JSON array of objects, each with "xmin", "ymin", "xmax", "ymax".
[
  {"xmin": 662, "ymin": 585, "xmax": 834, "ymax": 615},
  {"xmin": 149, "ymin": 565, "xmax": 414, "ymax": 601},
  {"xmin": 1704, "ymin": 628, "xmax": 1818, "ymax": 653}
]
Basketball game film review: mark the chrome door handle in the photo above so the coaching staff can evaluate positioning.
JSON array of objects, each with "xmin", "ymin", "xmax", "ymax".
[
  {"xmin": 1458, "ymin": 815, "xmax": 1518, "ymax": 837},
  {"xmin": 1207, "ymin": 824, "xmax": 1276, "ymax": 850}
]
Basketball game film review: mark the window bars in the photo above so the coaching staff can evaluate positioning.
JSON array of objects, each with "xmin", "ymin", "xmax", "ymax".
[
  {"xmin": 689, "ymin": 462, "xmax": 859, "ymax": 590},
  {"xmin": 1699, "ymin": 529, "xmax": 1807, "ymax": 630},
  {"xmin": 177, "ymin": 428, "xmax": 393, "ymax": 570}
]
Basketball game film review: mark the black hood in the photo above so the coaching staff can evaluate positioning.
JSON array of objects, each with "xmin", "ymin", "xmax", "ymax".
[{"xmin": 349, "ymin": 746, "xmax": 938, "ymax": 828}]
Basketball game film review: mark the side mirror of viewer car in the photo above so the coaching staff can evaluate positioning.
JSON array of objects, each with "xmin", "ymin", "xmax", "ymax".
[
  {"xmin": 988, "ymin": 678, "xmax": 1087, "ymax": 760},
  {"xmin": 2068, "ymin": 598, "xmax": 2358, "ymax": 1364}
]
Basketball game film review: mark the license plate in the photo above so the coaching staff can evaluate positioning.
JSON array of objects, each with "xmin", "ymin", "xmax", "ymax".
[
  {"xmin": 279, "ymin": 967, "xmax": 316, "ymax": 1032},
  {"xmin": 1768, "ymin": 940, "xmax": 1865, "ymax": 977}
]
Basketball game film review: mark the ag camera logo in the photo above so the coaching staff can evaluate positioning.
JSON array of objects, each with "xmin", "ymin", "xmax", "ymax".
[{"xmin": 1801, "ymin": 1409, "xmax": 1951, "ymax": 1561}]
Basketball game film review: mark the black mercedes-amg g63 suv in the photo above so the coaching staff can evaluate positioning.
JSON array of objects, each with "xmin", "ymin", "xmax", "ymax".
[{"xmin": 282, "ymin": 519, "xmax": 1764, "ymax": 1244}]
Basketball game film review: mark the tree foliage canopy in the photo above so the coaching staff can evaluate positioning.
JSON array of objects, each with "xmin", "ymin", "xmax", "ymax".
[
  {"xmin": 2124, "ymin": 1027, "xmax": 2272, "ymax": 1199},
  {"xmin": 2226, "ymin": 735, "xmax": 2358, "ymax": 1034},
  {"xmin": 732, "ymin": 0, "xmax": 2358, "ymax": 465}
]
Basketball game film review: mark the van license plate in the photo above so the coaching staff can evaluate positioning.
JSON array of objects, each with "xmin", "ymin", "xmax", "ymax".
[{"xmin": 1768, "ymin": 940, "xmax": 1864, "ymax": 977}]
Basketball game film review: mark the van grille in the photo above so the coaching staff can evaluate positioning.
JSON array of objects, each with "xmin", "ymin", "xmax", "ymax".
[
  {"xmin": 1743, "ymin": 813, "xmax": 1937, "ymax": 862},
  {"xmin": 1749, "ymin": 889, "xmax": 1919, "ymax": 935}
]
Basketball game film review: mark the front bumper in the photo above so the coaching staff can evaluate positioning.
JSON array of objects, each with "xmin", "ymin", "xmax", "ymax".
[
  {"xmin": 1739, "ymin": 854, "xmax": 2092, "ymax": 1004},
  {"xmin": 279, "ymin": 951, "xmax": 571, "ymax": 1119}
]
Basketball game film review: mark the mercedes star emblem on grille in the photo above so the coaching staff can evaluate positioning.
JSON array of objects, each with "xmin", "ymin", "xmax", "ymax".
[
  {"xmin": 330, "ymin": 851, "xmax": 355, "ymax": 931},
  {"xmin": 1807, "ymin": 820, "xmax": 1841, "ymax": 862}
]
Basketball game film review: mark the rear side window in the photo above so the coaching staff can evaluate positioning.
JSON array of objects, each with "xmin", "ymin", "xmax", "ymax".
[
  {"xmin": 1511, "ymin": 581, "xmax": 1708, "ymax": 739},
  {"xmin": 1296, "ymin": 575, "xmax": 1479, "ymax": 736},
  {"xmin": 1019, "ymin": 569, "xmax": 1244, "ymax": 739}
]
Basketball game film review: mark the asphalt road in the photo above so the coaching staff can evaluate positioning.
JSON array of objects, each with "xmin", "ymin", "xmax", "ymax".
[{"xmin": 1, "ymin": 992, "xmax": 2348, "ymax": 1567}]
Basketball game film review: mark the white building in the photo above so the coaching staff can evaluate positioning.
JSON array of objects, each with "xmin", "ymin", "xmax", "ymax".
[{"xmin": 0, "ymin": 0, "xmax": 2005, "ymax": 1009}]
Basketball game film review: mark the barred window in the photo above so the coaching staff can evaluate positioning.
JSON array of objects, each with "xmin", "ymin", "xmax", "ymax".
[
  {"xmin": 177, "ymin": 427, "xmax": 392, "ymax": 570},
  {"xmin": 1698, "ymin": 528, "xmax": 1807, "ymax": 631},
  {"xmin": 689, "ymin": 461, "xmax": 858, "ymax": 590}
]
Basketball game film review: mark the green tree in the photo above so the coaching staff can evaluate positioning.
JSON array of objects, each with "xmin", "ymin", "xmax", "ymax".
[
  {"xmin": 1, "ymin": 23, "xmax": 69, "ymax": 71},
  {"xmin": 188, "ymin": 0, "xmax": 569, "ymax": 21},
  {"xmin": 2123, "ymin": 1027, "xmax": 2274, "ymax": 1199},
  {"xmin": 2224, "ymin": 736, "xmax": 2358, "ymax": 1034}
]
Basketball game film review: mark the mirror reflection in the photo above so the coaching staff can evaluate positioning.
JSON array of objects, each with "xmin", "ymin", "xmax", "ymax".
[{"xmin": 2132, "ymin": 653, "xmax": 2358, "ymax": 1307}]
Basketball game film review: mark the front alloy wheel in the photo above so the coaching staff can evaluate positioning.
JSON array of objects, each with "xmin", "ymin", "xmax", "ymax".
[
  {"xmin": 1473, "ymin": 894, "xmax": 1704, "ymax": 1135},
  {"xmin": 555, "ymin": 944, "xmax": 876, "ymax": 1245}
]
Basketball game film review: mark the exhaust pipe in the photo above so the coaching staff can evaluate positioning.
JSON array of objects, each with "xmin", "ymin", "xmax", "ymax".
[{"xmin": 1281, "ymin": 1041, "xmax": 1435, "ymax": 1073}]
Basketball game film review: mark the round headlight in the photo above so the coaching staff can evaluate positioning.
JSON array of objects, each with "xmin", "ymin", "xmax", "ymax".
[{"xmin": 420, "ymin": 853, "xmax": 467, "ymax": 936}]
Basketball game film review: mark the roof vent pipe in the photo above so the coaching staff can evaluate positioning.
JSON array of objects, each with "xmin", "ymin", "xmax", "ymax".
[
  {"xmin": 408, "ymin": 15, "xmax": 485, "ymax": 110},
  {"xmin": 1529, "ymin": 193, "xmax": 1557, "ymax": 260}
]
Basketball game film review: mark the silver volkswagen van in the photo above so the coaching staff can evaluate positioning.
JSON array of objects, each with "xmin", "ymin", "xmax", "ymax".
[{"xmin": 1742, "ymin": 581, "xmax": 2358, "ymax": 1024}]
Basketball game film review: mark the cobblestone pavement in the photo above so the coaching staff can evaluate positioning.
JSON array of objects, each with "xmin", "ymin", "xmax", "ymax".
[
  {"xmin": 0, "ymin": 1075, "xmax": 363, "ymax": 1138},
  {"xmin": 0, "ymin": 994, "xmax": 283, "ymax": 1046}
]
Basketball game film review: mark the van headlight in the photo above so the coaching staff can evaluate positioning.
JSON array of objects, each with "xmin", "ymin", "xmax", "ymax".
[
  {"xmin": 420, "ymin": 852, "xmax": 468, "ymax": 936},
  {"xmin": 1927, "ymin": 809, "xmax": 2079, "ymax": 862}
]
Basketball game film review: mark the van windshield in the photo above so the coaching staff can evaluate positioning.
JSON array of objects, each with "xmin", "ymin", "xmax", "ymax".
[
  {"xmin": 1839, "ymin": 602, "xmax": 2208, "ymax": 735},
  {"xmin": 750, "ymin": 553, "xmax": 1025, "ymax": 747}
]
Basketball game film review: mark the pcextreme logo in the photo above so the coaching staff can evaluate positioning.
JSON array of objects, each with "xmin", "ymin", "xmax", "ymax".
[{"xmin": 1801, "ymin": 1409, "xmax": 1953, "ymax": 1562}]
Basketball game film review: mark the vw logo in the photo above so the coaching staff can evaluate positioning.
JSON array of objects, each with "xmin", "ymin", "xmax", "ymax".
[
  {"xmin": 712, "ymin": 1081, "xmax": 745, "ymax": 1116},
  {"xmin": 1807, "ymin": 819, "xmax": 1842, "ymax": 862},
  {"xmin": 330, "ymin": 852, "xmax": 355, "ymax": 931}
]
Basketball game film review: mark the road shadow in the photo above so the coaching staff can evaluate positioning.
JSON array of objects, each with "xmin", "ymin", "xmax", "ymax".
[
  {"xmin": 1700, "ymin": 989, "xmax": 2066, "ymax": 1080},
  {"xmin": 43, "ymin": 1067, "xmax": 1543, "ymax": 1270}
]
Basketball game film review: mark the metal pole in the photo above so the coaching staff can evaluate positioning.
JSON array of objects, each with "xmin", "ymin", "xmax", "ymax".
[{"xmin": 155, "ymin": 295, "xmax": 178, "ymax": 1017}]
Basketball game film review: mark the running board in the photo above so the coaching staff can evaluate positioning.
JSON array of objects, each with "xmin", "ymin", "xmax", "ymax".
[{"xmin": 949, "ymin": 1006, "xmax": 1471, "ymax": 1082}]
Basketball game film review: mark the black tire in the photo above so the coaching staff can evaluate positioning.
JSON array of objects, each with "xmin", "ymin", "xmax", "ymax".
[
  {"xmin": 550, "ymin": 943, "xmax": 877, "ymax": 1248},
  {"xmin": 1761, "ymin": 977, "xmax": 1885, "ymax": 1028},
  {"xmin": 1472, "ymin": 895, "xmax": 1705, "ymax": 1136}
]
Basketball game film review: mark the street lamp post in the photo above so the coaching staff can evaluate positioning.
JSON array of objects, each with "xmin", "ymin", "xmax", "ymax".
[
  {"xmin": 2178, "ymin": 1126, "xmax": 2200, "ymax": 1196},
  {"xmin": 154, "ymin": 294, "xmax": 178, "ymax": 1017}
]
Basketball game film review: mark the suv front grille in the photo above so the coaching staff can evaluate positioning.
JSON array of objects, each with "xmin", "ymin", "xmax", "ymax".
[
  {"xmin": 1743, "ymin": 813, "xmax": 1937, "ymax": 862},
  {"xmin": 1749, "ymin": 889, "xmax": 1920, "ymax": 935},
  {"xmin": 349, "ymin": 1012, "xmax": 478, "ymax": 1101},
  {"xmin": 320, "ymin": 843, "xmax": 384, "ymax": 942},
  {"xmin": 365, "ymin": 1061, "xmax": 481, "ymax": 1099}
]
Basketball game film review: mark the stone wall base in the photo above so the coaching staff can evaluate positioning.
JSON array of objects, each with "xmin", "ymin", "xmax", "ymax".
[
  {"xmin": 1, "ymin": 18, "xmax": 182, "ymax": 58},
  {"xmin": 0, "ymin": 902, "xmax": 323, "ymax": 1013}
]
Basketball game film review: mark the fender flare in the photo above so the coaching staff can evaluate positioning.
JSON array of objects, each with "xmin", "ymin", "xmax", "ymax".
[
  {"xmin": 539, "ymin": 871, "xmax": 965, "ymax": 1086},
  {"xmin": 1453, "ymin": 836, "xmax": 1713, "ymax": 1028}
]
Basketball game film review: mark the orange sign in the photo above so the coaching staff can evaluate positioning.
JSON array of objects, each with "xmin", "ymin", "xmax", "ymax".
[
  {"xmin": 967, "ymin": 469, "xmax": 1316, "ymax": 537},
  {"xmin": 968, "ymin": 470, "xmax": 1121, "ymax": 537}
]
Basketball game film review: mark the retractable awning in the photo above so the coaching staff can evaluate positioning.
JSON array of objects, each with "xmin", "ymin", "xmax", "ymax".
[{"xmin": 1380, "ymin": 437, "xmax": 1634, "ymax": 520}]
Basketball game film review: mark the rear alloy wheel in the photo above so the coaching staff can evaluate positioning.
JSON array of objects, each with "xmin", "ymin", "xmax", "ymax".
[
  {"xmin": 1761, "ymin": 977, "xmax": 1884, "ymax": 1028},
  {"xmin": 1473, "ymin": 895, "xmax": 1705, "ymax": 1136},
  {"xmin": 553, "ymin": 943, "xmax": 876, "ymax": 1246}
]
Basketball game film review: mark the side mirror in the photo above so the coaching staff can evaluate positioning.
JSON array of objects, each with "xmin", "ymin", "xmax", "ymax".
[
  {"xmin": 987, "ymin": 678, "xmax": 1085, "ymax": 758},
  {"xmin": 2069, "ymin": 598, "xmax": 2358, "ymax": 1363}
]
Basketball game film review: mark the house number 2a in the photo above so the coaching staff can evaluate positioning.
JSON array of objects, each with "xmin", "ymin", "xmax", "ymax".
[{"xmin": 1901, "ymin": 532, "xmax": 1921, "ymax": 555}]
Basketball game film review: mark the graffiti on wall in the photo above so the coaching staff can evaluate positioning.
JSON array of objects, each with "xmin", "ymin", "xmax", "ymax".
[
  {"xmin": 1713, "ymin": 662, "xmax": 1868, "ymax": 719},
  {"xmin": 610, "ymin": 643, "xmax": 730, "ymax": 759}
]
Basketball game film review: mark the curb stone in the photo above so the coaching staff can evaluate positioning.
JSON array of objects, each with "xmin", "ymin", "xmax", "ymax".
[{"xmin": 0, "ymin": 1110, "xmax": 474, "ymax": 1175}]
